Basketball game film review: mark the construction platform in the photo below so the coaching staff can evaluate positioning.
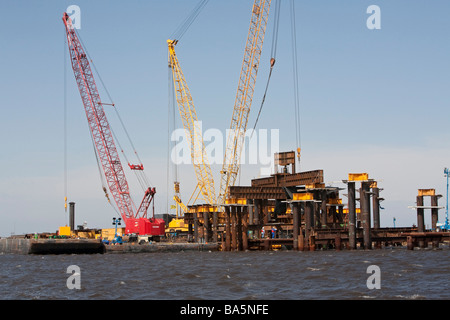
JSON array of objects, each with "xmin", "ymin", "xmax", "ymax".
[
  {"xmin": 179, "ymin": 152, "xmax": 450, "ymax": 252},
  {"xmin": 3, "ymin": 154, "xmax": 449, "ymax": 254},
  {"xmin": 245, "ymin": 228, "xmax": 450, "ymax": 251}
]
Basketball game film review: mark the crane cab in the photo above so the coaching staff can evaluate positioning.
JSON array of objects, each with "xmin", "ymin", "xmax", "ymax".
[{"xmin": 125, "ymin": 217, "xmax": 165, "ymax": 242}]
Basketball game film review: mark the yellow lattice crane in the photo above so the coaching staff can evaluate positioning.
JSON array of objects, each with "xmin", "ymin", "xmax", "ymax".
[
  {"xmin": 218, "ymin": 0, "xmax": 272, "ymax": 207},
  {"xmin": 168, "ymin": 39, "xmax": 217, "ymax": 212}
]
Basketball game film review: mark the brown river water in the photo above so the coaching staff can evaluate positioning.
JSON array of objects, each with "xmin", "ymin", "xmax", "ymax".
[{"xmin": 1, "ymin": 247, "xmax": 449, "ymax": 301}]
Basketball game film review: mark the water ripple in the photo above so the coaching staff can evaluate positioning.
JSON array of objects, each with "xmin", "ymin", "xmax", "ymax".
[{"xmin": 0, "ymin": 249, "xmax": 449, "ymax": 299}]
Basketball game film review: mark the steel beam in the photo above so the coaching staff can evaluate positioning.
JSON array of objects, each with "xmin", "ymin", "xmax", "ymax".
[
  {"xmin": 229, "ymin": 186, "xmax": 286, "ymax": 200},
  {"xmin": 251, "ymin": 170, "xmax": 324, "ymax": 188}
]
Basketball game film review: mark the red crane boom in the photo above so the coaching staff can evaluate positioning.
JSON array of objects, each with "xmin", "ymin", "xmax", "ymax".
[{"xmin": 63, "ymin": 13, "xmax": 164, "ymax": 236}]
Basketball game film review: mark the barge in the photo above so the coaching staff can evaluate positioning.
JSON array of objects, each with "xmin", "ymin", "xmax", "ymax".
[{"xmin": 0, "ymin": 238, "xmax": 219, "ymax": 255}]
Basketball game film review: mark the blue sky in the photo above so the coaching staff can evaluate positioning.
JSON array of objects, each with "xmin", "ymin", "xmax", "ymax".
[{"xmin": 1, "ymin": 0, "xmax": 450, "ymax": 236}]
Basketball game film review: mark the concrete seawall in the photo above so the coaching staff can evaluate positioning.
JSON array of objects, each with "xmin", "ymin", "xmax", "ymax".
[{"xmin": 0, "ymin": 238, "xmax": 32, "ymax": 254}]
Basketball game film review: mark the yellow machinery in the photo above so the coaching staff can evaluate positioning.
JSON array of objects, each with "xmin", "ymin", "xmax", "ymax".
[
  {"xmin": 101, "ymin": 227, "xmax": 125, "ymax": 241},
  {"xmin": 173, "ymin": 182, "xmax": 188, "ymax": 216},
  {"xmin": 218, "ymin": 0, "xmax": 272, "ymax": 207},
  {"xmin": 58, "ymin": 226, "xmax": 100, "ymax": 239},
  {"xmin": 58, "ymin": 226, "xmax": 71, "ymax": 237},
  {"xmin": 167, "ymin": 39, "xmax": 217, "ymax": 211},
  {"xmin": 166, "ymin": 181, "xmax": 189, "ymax": 235},
  {"xmin": 170, "ymin": 182, "xmax": 189, "ymax": 233},
  {"xmin": 166, "ymin": 217, "xmax": 189, "ymax": 234}
]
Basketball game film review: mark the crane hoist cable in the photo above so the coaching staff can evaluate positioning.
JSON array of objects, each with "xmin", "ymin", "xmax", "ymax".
[
  {"xmin": 167, "ymin": 64, "xmax": 181, "ymax": 214},
  {"xmin": 270, "ymin": 0, "xmax": 281, "ymax": 62},
  {"xmin": 166, "ymin": 68, "xmax": 177, "ymax": 212},
  {"xmin": 64, "ymin": 31, "xmax": 67, "ymax": 207},
  {"xmin": 290, "ymin": 0, "xmax": 302, "ymax": 166},
  {"xmin": 170, "ymin": 0, "xmax": 210, "ymax": 41},
  {"xmin": 76, "ymin": 31, "xmax": 153, "ymax": 192},
  {"xmin": 63, "ymin": 29, "xmax": 69, "ymax": 222},
  {"xmin": 251, "ymin": 0, "xmax": 281, "ymax": 136}
]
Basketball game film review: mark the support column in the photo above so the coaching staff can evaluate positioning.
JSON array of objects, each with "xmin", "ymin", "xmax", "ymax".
[
  {"xmin": 203, "ymin": 212, "xmax": 210, "ymax": 243},
  {"xmin": 187, "ymin": 213, "xmax": 193, "ymax": 243},
  {"xmin": 431, "ymin": 195, "xmax": 438, "ymax": 231},
  {"xmin": 242, "ymin": 206, "xmax": 249, "ymax": 251},
  {"xmin": 263, "ymin": 239, "xmax": 270, "ymax": 251},
  {"xmin": 372, "ymin": 187, "xmax": 380, "ymax": 229},
  {"xmin": 231, "ymin": 206, "xmax": 237, "ymax": 251},
  {"xmin": 225, "ymin": 206, "xmax": 231, "ymax": 251},
  {"xmin": 432, "ymin": 237, "xmax": 440, "ymax": 249},
  {"xmin": 237, "ymin": 206, "xmax": 243, "ymax": 251},
  {"xmin": 213, "ymin": 211, "xmax": 218, "ymax": 243},
  {"xmin": 416, "ymin": 195, "xmax": 426, "ymax": 248},
  {"xmin": 193, "ymin": 212, "xmax": 199, "ymax": 243},
  {"xmin": 417, "ymin": 195, "xmax": 425, "ymax": 232},
  {"xmin": 254, "ymin": 200, "xmax": 261, "ymax": 225},
  {"xmin": 330, "ymin": 206, "xmax": 337, "ymax": 228},
  {"xmin": 348, "ymin": 182, "xmax": 357, "ymax": 250},
  {"xmin": 335, "ymin": 234, "xmax": 341, "ymax": 251},
  {"xmin": 309, "ymin": 201, "xmax": 315, "ymax": 230},
  {"xmin": 305, "ymin": 201, "xmax": 313, "ymax": 248},
  {"xmin": 314, "ymin": 201, "xmax": 321, "ymax": 229},
  {"xmin": 263, "ymin": 200, "xmax": 269, "ymax": 224},
  {"xmin": 407, "ymin": 236, "xmax": 414, "ymax": 250},
  {"xmin": 299, "ymin": 202, "xmax": 305, "ymax": 250},
  {"xmin": 361, "ymin": 182, "xmax": 372, "ymax": 249},
  {"xmin": 248, "ymin": 201, "xmax": 254, "ymax": 225},
  {"xmin": 321, "ymin": 190, "xmax": 327, "ymax": 228},
  {"xmin": 293, "ymin": 202, "xmax": 299, "ymax": 251},
  {"xmin": 337, "ymin": 205, "xmax": 344, "ymax": 225},
  {"xmin": 309, "ymin": 235, "xmax": 315, "ymax": 251},
  {"xmin": 372, "ymin": 186, "xmax": 381, "ymax": 249},
  {"xmin": 69, "ymin": 202, "xmax": 75, "ymax": 231}
]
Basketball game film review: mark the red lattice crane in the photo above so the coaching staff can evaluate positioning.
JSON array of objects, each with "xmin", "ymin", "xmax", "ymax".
[{"xmin": 62, "ymin": 12, "xmax": 164, "ymax": 236}]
